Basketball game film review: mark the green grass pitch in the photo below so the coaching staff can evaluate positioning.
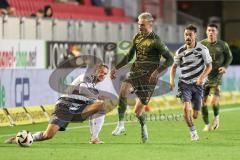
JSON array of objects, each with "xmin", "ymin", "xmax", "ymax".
[{"xmin": 0, "ymin": 104, "xmax": 239, "ymax": 160}]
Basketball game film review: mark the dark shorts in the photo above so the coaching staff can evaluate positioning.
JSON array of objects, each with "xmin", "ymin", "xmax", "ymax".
[
  {"xmin": 49, "ymin": 98, "xmax": 91, "ymax": 131},
  {"xmin": 204, "ymin": 84, "xmax": 220, "ymax": 97},
  {"xmin": 179, "ymin": 81, "xmax": 204, "ymax": 111},
  {"xmin": 125, "ymin": 64, "xmax": 158, "ymax": 105}
]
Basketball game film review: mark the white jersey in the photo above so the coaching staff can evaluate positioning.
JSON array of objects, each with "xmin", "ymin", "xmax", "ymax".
[
  {"xmin": 174, "ymin": 42, "xmax": 212, "ymax": 84},
  {"xmin": 61, "ymin": 75, "xmax": 99, "ymax": 102}
]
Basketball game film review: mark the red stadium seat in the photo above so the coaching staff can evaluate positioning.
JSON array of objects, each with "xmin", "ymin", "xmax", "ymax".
[
  {"xmin": 112, "ymin": 7, "xmax": 125, "ymax": 17},
  {"xmin": 84, "ymin": 0, "xmax": 92, "ymax": 6},
  {"xmin": 54, "ymin": 12, "xmax": 71, "ymax": 19},
  {"xmin": 7, "ymin": 0, "xmax": 133, "ymax": 22}
]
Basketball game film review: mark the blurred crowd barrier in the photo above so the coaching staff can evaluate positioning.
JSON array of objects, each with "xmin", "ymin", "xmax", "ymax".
[{"xmin": 0, "ymin": 16, "xmax": 193, "ymax": 43}]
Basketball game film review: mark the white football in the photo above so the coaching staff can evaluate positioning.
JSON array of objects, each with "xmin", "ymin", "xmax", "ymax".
[{"xmin": 16, "ymin": 130, "xmax": 33, "ymax": 147}]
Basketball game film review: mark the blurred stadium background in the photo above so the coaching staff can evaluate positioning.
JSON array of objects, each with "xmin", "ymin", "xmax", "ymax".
[
  {"xmin": 0, "ymin": 0, "xmax": 239, "ymax": 133},
  {"xmin": 0, "ymin": 1, "xmax": 240, "ymax": 160}
]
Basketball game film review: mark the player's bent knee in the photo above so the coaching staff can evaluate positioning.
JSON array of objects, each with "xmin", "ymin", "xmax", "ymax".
[
  {"xmin": 211, "ymin": 100, "xmax": 219, "ymax": 106},
  {"xmin": 43, "ymin": 132, "xmax": 55, "ymax": 140},
  {"xmin": 134, "ymin": 110, "xmax": 140, "ymax": 117},
  {"xmin": 96, "ymin": 101, "xmax": 105, "ymax": 110},
  {"xmin": 203, "ymin": 102, "xmax": 208, "ymax": 106},
  {"xmin": 183, "ymin": 104, "xmax": 191, "ymax": 112},
  {"xmin": 193, "ymin": 115, "xmax": 198, "ymax": 119},
  {"xmin": 211, "ymin": 96, "xmax": 219, "ymax": 105},
  {"xmin": 203, "ymin": 98, "xmax": 208, "ymax": 106},
  {"xmin": 192, "ymin": 110, "xmax": 198, "ymax": 119}
]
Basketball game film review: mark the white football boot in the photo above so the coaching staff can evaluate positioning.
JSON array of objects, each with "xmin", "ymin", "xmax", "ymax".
[
  {"xmin": 211, "ymin": 115, "xmax": 220, "ymax": 130},
  {"xmin": 202, "ymin": 124, "xmax": 211, "ymax": 132},
  {"xmin": 112, "ymin": 121, "xmax": 126, "ymax": 136},
  {"xmin": 190, "ymin": 130, "xmax": 199, "ymax": 141}
]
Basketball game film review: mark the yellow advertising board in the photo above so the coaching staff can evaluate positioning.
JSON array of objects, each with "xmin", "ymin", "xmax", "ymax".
[
  {"xmin": 41, "ymin": 105, "xmax": 55, "ymax": 118},
  {"xmin": 6, "ymin": 107, "xmax": 33, "ymax": 125},
  {"xmin": 0, "ymin": 109, "xmax": 11, "ymax": 126},
  {"xmin": 24, "ymin": 106, "xmax": 49, "ymax": 123}
]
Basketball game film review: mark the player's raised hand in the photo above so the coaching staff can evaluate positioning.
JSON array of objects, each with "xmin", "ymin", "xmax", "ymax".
[
  {"xmin": 196, "ymin": 76, "xmax": 204, "ymax": 85},
  {"xmin": 218, "ymin": 67, "xmax": 226, "ymax": 74},
  {"xmin": 110, "ymin": 67, "xmax": 117, "ymax": 79}
]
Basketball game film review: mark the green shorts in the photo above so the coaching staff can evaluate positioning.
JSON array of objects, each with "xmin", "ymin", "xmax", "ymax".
[
  {"xmin": 204, "ymin": 85, "xmax": 220, "ymax": 97},
  {"xmin": 125, "ymin": 64, "xmax": 158, "ymax": 105}
]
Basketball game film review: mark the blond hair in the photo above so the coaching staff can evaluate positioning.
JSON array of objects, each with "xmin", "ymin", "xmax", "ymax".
[
  {"xmin": 138, "ymin": 12, "xmax": 154, "ymax": 22},
  {"xmin": 94, "ymin": 63, "xmax": 109, "ymax": 74}
]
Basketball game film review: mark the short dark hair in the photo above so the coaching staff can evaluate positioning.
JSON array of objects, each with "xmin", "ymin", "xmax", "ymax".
[
  {"xmin": 185, "ymin": 24, "xmax": 197, "ymax": 33},
  {"xmin": 207, "ymin": 23, "xmax": 218, "ymax": 29},
  {"xmin": 43, "ymin": 5, "xmax": 53, "ymax": 17}
]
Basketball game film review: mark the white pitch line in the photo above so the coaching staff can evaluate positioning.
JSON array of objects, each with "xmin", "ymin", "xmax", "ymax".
[
  {"xmin": 66, "ymin": 121, "xmax": 135, "ymax": 130},
  {"xmin": 211, "ymin": 107, "xmax": 240, "ymax": 112},
  {"xmin": 0, "ymin": 107, "xmax": 239, "ymax": 138},
  {"xmin": 0, "ymin": 121, "xmax": 136, "ymax": 138}
]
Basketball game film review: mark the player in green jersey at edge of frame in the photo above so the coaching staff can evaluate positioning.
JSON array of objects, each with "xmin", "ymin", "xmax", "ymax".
[{"xmin": 201, "ymin": 24, "xmax": 233, "ymax": 132}]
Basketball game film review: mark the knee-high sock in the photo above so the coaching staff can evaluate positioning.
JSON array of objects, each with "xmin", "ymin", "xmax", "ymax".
[
  {"xmin": 118, "ymin": 96, "xmax": 127, "ymax": 121},
  {"xmin": 89, "ymin": 116, "xmax": 93, "ymax": 136},
  {"xmin": 89, "ymin": 113, "xmax": 105, "ymax": 139},
  {"xmin": 213, "ymin": 104, "xmax": 220, "ymax": 117},
  {"xmin": 32, "ymin": 131, "xmax": 44, "ymax": 141},
  {"xmin": 201, "ymin": 105, "xmax": 209, "ymax": 125}
]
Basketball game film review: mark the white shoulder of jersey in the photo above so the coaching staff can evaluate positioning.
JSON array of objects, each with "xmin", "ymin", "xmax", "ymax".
[
  {"xmin": 95, "ymin": 77, "xmax": 118, "ymax": 97},
  {"xmin": 197, "ymin": 42, "xmax": 212, "ymax": 64},
  {"xmin": 198, "ymin": 42, "xmax": 210, "ymax": 55},
  {"xmin": 176, "ymin": 44, "xmax": 186, "ymax": 55},
  {"xmin": 196, "ymin": 42, "xmax": 208, "ymax": 51}
]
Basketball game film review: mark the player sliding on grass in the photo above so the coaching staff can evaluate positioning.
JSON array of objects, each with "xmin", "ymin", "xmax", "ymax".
[
  {"xmin": 200, "ymin": 24, "xmax": 232, "ymax": 131},
  {"xmin": 111, "ymin": 12, "xmax": 173, "ymax": 143},
  {"xmin": 170, "ymin": 24, "xmax": 212, "ymax": 141},
  {"xmin": 5, "ymin": 64, "xmax": 111, "ymax": 144}
]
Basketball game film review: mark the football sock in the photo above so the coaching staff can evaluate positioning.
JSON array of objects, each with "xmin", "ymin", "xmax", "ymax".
[
  {"xmin": 90, "ymin": 114, "xmax": 105, "ymax": 139},
  {"xmin": 118, "ymin": 120, "xmax": 124, "ymax": 128},
  {"xmin": 118, "ymin": 96, "xmax": 127, "ymax": 121},
  {"xmin": 189, "ymin": 126, "xmax": 196, "ymax": 132},
  {"xmin": 89, "ymin": 116, "xmax": 93, "ymax": 136},
  {"xmin": 201, "ymin": 105, "xmax": 209, "ymax": 125},
  {"xmin": 89, "ymin": 111, "xmax": 105, "ymax": 136},
  {"xmin": 137, "ymin": 113, "xmax": 146, "ymax": 127},
  {"xmin": 32, "ymin": 131, "xmax": 44, "ymax": 141},
  {"xmin": 213, "ymin": 104, "xmax": 220, "ymax": 117}
]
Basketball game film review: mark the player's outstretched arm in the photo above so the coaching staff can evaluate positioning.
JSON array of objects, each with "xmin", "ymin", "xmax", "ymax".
[
  {"xmin": 219, "ymin": 42, "xmax": 233, "ymax": 74},
  {"xmin": 170, "ymin": 64, "xmax": 177, "ymax": 91}
]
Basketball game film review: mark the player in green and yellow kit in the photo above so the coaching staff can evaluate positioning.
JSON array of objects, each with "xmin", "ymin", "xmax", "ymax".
[
  {"xmin": 201, "ymin": 24, "xmax": 232, "ymax": 131},
  {"xmin": 110, "ymin": 12, "xmax": 173, "ymax": 143}
]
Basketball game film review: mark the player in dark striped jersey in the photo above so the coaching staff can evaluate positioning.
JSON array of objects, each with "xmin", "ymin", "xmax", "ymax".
[
  {"xmin": 170, "ymin": 24, "xmax": 212, "ymax": 141},
  {"xmin": 201, "ymin": 24, "xmax": 232, "ymax": 131},
  {"xmin": 5, "ymin": 64, "xmax": 111, "ymax": 144}
]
